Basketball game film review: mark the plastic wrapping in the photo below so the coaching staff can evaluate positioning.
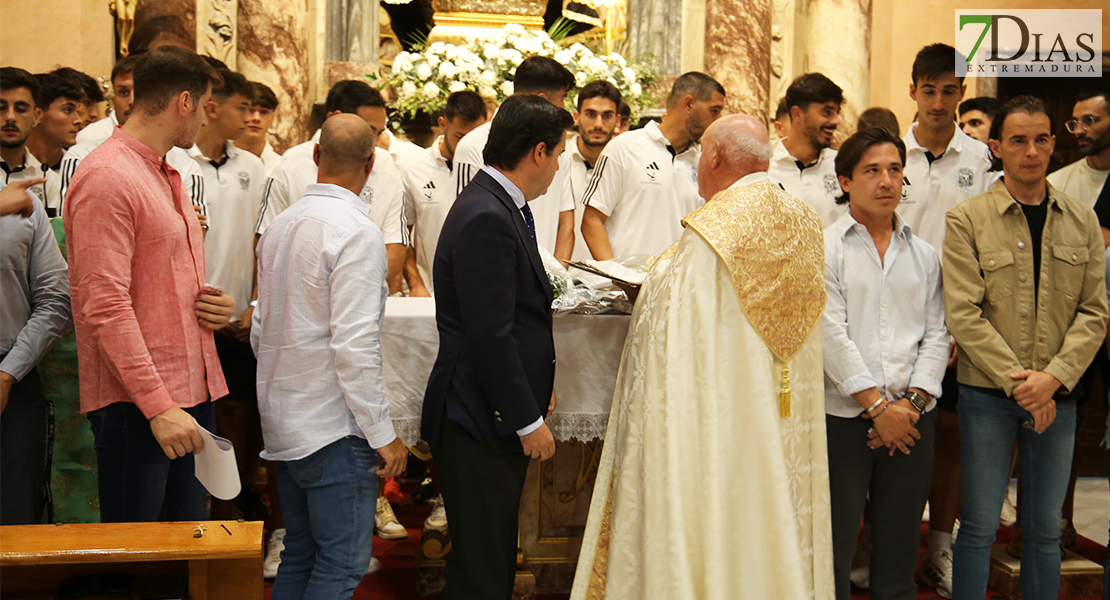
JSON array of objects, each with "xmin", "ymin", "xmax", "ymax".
[{"xmin": 538, "ymin": 247, "xmax": 648, "ymax": 315}]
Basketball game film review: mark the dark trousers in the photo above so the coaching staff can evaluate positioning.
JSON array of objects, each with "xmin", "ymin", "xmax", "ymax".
[
  {"xmin": 828, "ymin": 409, "xmax": 937, "ymax": 600},
  {"xmin": 87, "ymin": 401, "xmax": 216, "ymax": 523},
  {"xmin": 0, "ymin": 367, "xmax": 50, "ymax": 524},
  {"xmin": 436, "ymin": 411, "xmax": 529, "ymax": 600}
]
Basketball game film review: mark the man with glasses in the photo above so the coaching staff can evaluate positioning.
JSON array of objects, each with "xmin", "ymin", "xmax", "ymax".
[{"xmin": 1049, "ymin": 87, "xmax": 1110, "ymax": 248}]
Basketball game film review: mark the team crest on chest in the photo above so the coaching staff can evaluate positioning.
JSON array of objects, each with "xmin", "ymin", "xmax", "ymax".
[
  {"xmin": 238, "ymin": 172, "xmax": 250, "ymax": 191},
  {"xmin": 823, "ymin": 174, "xmax": 839, "ymax": 195},
  {"xmin": 956, "ymin": 167, "xmax": 974, "ymax": 190}
]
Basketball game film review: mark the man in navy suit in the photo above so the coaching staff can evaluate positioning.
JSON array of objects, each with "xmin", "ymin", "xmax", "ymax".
[{"xmin": 422, "ymin": 94, "xmax": 574, "ymax": 599}]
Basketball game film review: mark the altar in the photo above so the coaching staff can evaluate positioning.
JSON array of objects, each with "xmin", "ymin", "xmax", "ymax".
[{"xmin": 380, "ymin": 297, "xmax": 630, "ymax": 595}]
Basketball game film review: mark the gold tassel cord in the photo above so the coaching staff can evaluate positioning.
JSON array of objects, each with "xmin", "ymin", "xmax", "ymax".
[{"xmin": 779, "ymin": 365, "xmax": 791, "ymax": 418}]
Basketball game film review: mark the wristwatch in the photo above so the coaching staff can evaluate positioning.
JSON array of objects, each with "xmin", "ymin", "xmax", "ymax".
[{"xmin": 903, "ymin": 390, "xmax": 928, "ymax": 414}]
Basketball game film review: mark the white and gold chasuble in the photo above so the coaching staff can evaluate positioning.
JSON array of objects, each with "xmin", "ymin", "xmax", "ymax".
[{"xmin": 570, "ymin": 181, "xmax": 835, "ymax": 600}]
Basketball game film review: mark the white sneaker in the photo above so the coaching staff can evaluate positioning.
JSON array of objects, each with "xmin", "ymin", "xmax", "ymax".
[
  {"xmin": 366, "ymin": 556, "xmax": 383, "ymax": 574},
  {"xmin": 921, "ymin": 548, "xmax": 954, "ymax": 599},
  {"xmin": 849, "ymin": 531, "xmax": 871, "ymax": 590},
  {"xmin": 921, "ymin": 501, "xmax": 931, "ymax": 523},
  {"xmin": 1000, "ymin": 495, "xmax": 1017, "ymax": 527},
  {"xmin": 424, "ymin": 495, "xmax": 448, "ymax": 531},
  {"xmin": 263, "ymin": 528, "xmax": 285, "ymax": 580},
  {"xmin": 375, "ymin": 496, "xmax": 408, "ymax": 540}
]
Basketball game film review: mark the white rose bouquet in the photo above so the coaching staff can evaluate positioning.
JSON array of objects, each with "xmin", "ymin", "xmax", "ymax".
[{"xmin": 380, "ymin": 25, "xmax": 657, "ymax": 120}]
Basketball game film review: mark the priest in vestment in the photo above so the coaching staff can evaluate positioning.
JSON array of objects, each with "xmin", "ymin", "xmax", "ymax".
[{"xmin": 570, "ymin": 115, "xmax": 834, "ymax": 600}]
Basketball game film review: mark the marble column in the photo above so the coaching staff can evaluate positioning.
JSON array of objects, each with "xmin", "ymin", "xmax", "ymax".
[
  {"xmin": 705, "ymin": 0, "xmax": 772, "ymax": 123},
  {"xmin": 324, "ymin": 0, "xmax": 379, "ymax": 95},
  {"xmin": 627, "ymin": 0, "xmax": 683, "ymax": 77},
  {"xmin": 197, "ymin": 0, "xmax": 238, "ymax": 68},
  {"xmin": 802, "ymin": 0, "xmax": 870, "ymax": 142},
  {"xmin": 238, "ymin": 0, "xmax": 312, "ymax": 153},
  {"xmin": 131, "ymin": 0, "xmax": 196, "ymax": 53}
]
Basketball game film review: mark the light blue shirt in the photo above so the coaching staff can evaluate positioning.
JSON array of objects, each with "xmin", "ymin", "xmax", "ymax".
[
  {"xmin": 253, "ymin": 183, "xmax": 397, "ymax": 460},
  {"xmin": 822, "ymin": 211, "xmax": 949, "ymax": 417},
  {"xmin": 479, "ymin": 165, "xmax": 545, "ymax": 436}
]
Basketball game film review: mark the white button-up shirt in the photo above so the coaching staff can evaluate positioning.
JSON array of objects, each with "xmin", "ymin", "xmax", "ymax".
[
  {"xmin": 252, "ymin": 183, "xmax": 397, "ymax": 460},
  {"xmin": 822, "ymin": 211, "xmax": 949, "ymax": 417}
]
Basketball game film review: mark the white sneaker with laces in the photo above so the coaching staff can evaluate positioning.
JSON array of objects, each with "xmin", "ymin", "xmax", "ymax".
[
  {"xmin": 425, "ymin": 495, "xmax": 448, "ymax": 531},
  {"xmin": 1000, "ymin": 495, "xmax": 1017, "ymax": 527},
  {"xmin": 366, "ymin": 556, "xmax": 383, "ymax": 574},
  {"xmin": 375, "ymin": 495, "xmax": 408, "ymax": 540},
  {"xmin": 921, "ymin": 548, "xmax": 954, "ymax": 599},
  {"xmin": 263, "ymin": 528, "xmax": 285, "ymax": 580}
]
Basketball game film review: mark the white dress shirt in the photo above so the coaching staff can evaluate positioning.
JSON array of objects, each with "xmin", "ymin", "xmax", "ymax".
[
  {"xmin": 768, "ymin": 140, "xmax": 844, "ymax": 228},
  {"xmin": 253, "ymin": 183, "xmax": 397, "ymax": 460},
  {"xmin": 822, "ymin": 211, "xmax": 949, "ymax": 417},
  {"xmin": 479, "ymin": 164, "xmax": 547, "ymax": 437}
]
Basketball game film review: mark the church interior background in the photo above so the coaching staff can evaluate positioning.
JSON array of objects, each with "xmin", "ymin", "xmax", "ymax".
[{"xmin": 1, "ymin": 0, "xmax": 1108, "ymax": 598}]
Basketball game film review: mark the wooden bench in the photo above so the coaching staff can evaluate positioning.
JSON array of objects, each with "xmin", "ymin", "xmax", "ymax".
[{"xmin": 0, "ymin": 520, "xmax": 262, "ymax": 600}]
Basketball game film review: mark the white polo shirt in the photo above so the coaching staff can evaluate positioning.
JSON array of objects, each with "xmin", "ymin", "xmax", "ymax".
[
  {"xmin": 565, "ymin": 136, "xmax": 598, "ymax": 262},
  {"xmin": 187, "ymin": 141, "xmax": 266, "ymax": 316},
  {"xmin": 75, "ymin": 111, "xmax": 118, "ymax": 145},
  {"xmin": 899, "ymin": 124, "xmax": 994, "ymax": 257},
  {"xmin": 255, "ymin": 132, "xmax": 407, "ymax": 246},
  {"xmin": 40, "ymin": 163, "xmax": 63, "ymax": 217},
  {"xmin": 768, "ymin": 141, "xmax": 844, "ymax": 228},
  {"xmin": 399, "ymin": 137, "xmax": 455, "ymax": 293},
  {"xmin": 384, "ymin": 129, "xmax": 424, "ymax": 167},
  {"xmin": 59, "ymin": 140, "xmax": 208, "ymax": 221},
  {"xmin": 452, "ymin": 119, "xmax": 574, "ymax": 254},
  {"xmin": 1048, "ymin": 158, "xmax": 1109, "ymax": 207},
  {"xmin": 1, "ymin": 149, "xmax": 45, "ymax": 208},
  {"xmin": 581, "ymin": 120, "xmax": 702, "ymax": 258},
  {"xmin": 259, "ymin": 141, "xmax": 282, "ymax": 176}
]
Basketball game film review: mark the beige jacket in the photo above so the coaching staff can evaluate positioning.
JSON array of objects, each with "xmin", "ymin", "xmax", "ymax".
[{"xmin": 943, "ymin": 179, "xmax": 1108, "ymax": 396}]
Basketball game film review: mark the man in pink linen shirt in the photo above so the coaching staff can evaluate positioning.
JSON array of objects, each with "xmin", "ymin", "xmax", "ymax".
[{"xmin": 64, "ymin": 47, "xmax": 236, "ymax": 523}]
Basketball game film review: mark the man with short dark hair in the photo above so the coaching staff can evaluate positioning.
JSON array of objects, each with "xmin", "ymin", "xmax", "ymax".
[
  {"xmin": 235, "ymin": 81, "xmax": 282, "ymax": 175},
  {"xmin": 615, "ymin": 100, "xmax": 631, "ymax": 136},
  {"xmin": 945, "ymin": 96, "xmax": 1108, "ymax": 600},
  {"xmin": 63, "ymin": 68, "xmax": 106, "ymax": 130},
  {"xmin": 568, "ymin": 79, "xmax": 622, "ymax": 261},
  {"xmin": 958, "ymin": 97, "xmax": 1001, "ymax": 144},
  {"xmin": 401, "ymin": 90, "xmax": 488, "ymax": 297},
  {"xmin": 823, "ymin": 126, "xmax": 948, "ymax": 600},
  {"xmin": 28, "ymin": 69, "xmax": 85, "ymax": 216},
  {"xmin": 768, "ymin": 72, "xmax": 844, "ymax": 227},
  {"xmin": 0, "ymin": 66, "xmax": 70, "ymax": 526},
  {"xmin": 77, "ymin": 56, "xmax": 142, "ymax": 145},
  {"xmin": 453, "ymin": 56, "xmax": 578, "ymax": 262},
  {"xmin": 64, "ymin": 46, "xmax": 237, "ymax": 523},
  {"xmin": 773, "ymin": 96, "xmax": 791, "ymax": 140},
  {"xmin": 894, "ymin": 44, "xmax": 994, "ymax": 598},
  {"xmin": 424, "ymin": 94, "xmax": 573, "ymax": 600},
  {"xmin": 1049, "ymin": 88, "xmax": 1110, "ymax": 245},
  {"xmin": 255, "ymin": 80, "xmax": 408, "ymax": 290},
  {"xmin": 253, "ymin": 113, "xmax": 408, "ymax": 599},
  {"xmin": 581, "ymin": 71, "xmax": 725, "ymax": 260}
]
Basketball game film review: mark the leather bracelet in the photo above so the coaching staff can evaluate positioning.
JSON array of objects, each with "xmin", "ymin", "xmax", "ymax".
[{"xmin": 864, "ymin": 397, "xmax": 885, "ymax": 414}]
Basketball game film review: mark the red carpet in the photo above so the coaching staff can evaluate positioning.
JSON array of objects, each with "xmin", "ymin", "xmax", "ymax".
[{"xmin": 263, "ymin": 502, "xmax": 1106, "ymax": 599}]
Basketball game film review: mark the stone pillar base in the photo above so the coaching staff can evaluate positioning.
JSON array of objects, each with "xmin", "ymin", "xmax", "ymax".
[{"xmin": 988, "ymin": 544, "xmax": 1105, "ymax": 598}]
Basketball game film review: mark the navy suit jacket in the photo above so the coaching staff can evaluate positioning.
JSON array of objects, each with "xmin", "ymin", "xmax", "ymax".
[{"xmin": 421, "ymin": 169, "xmax": 556, "ymax": 455}]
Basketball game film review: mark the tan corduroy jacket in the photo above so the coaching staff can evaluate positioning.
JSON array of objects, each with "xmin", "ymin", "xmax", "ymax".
[{"xmin": 943, "ymin": 178, "xmax": 1108, "ymax": 397}]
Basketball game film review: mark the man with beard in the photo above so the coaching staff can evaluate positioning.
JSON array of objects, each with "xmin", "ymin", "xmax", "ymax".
[
  {"xmin": 59, "ymin": 55, "xmax": 210, "ymax": 229},
  {"xmin": 581, "ymin": 71, "xmax": 725, "ymax": 260},
  {"xmin": 1049, "ymin": 88, "xmax": 1110, "ymax": 247},
  {"xmin": 567, "ymin": 80, "xmax": 622, "ymax": 261},
  {"xmin": 64, "ymin": 46, "xmax": 236, "ymax": 523},
  {"xmin": 768, "ymin": 73, "xmax": 845, "ymax": 227},
  {"xmin": 401, "ymin": 90, "xmax": 488, "ymax": 297}
]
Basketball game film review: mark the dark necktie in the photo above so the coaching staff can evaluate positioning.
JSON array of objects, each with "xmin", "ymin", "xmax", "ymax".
[{"xmin": 520, "ymin": 202, "xmax": 537, "ymax": 245}]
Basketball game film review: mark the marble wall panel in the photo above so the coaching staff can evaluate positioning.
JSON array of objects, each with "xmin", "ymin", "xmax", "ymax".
[
  {"xmin": 197, "ymin": 0, "xmax": 238, "ymax": 69},
  {"xmin": 132, "ymin": 0, "xmax": 196, "ymax": 52},
  {"xmin": 802, "ymin": 0, "xmax": 870, "ymax": 143},
  {"xmin": 705, "ymin": 0, "xmax": 772, "ymax": 123},
  {"xmin": 238, "ymin": 0, "xmax": 312, "ymax": 153}
]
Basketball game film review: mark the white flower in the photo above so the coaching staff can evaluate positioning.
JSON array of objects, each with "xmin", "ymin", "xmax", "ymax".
[
  {"xmin": 504, "ymin": 24, "xmax": 526, "ymax": 35},
  {"xmin": 423, "ymin": 81, "xmax": 441, "ymax": 100},
  {"xmin": 448, "ymin": 81, "xmax": 467, "ymax": 93},
  {"xmin": 555, "ymin": 49, "xmax": 573, "ymax": 64},
  {"xmin": 479, "ymin": 85, "xmax": 496, "ymax": 98},
  {"xmin": 427, "ymin": 54, "xmax": 441, "ymax": 69},
  {"xmin": 429, "ymin": 41, "xmax": 447, "ymax": 52},
  {"xmin": 630, "ymin": 82, "xmax": 642, "ymax": 97},
  {"xmin": 479, "ymin": 71, "xmax": 498, "ymax": 86},
  {"xmin": 574, "ymin": 71, "xmax": 589, "ymax": 87},
  {"xmin": 500, "ymin": 81, "xmax": 514, "ymax": 96},
  {"xmin": 414, "ymin": 61, "xmax": 433, "ymax": 81},
  {"xmin": 401, "ymin": 80, "xmax": 417, "ymax": 96},
  {"xmin": 438, "ymin": 61, "xmax": 459, "ymax": 79},
  {"xmin": 621, "ymin": 67, "xmax": 637, "ymax": 84}
]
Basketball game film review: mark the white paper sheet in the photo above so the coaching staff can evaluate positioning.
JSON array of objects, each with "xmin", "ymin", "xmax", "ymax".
[{"xmin": 193, "ymin": 422, "xmax": 241, "ymax": 500}]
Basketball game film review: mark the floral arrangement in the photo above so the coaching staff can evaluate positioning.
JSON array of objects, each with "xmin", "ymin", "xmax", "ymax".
[{"xmin": 381, "ymin": 24, "xmax": 657, "ymax": 120}]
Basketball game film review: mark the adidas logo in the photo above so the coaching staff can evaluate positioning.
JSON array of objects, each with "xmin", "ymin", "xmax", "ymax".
[
  {"xmin": 423, "ymin": 180, "xmax": 435, "ymax": 199},
  {"xmin": 645, "ymin": 162, "xmax": 659, "ymax": 180},
  {"xmin": 647, "ymin": 162, "xmax": 659, "ymax": 171},
  {"xmin": 424, "ymin": 181, "xmax": 436, "ymax": 190}
]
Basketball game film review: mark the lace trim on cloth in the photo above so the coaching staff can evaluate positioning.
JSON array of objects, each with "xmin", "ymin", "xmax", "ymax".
[
  {"xmin": 548, "ymin": 412, "xmax": 610, "ymax": 442},
  {"xmin": 585, "ymin": 484, "xmax": 613, "ymax": 599},
  {"xmin": 682, "ymin": 182, "xmax": 825, "ymax": 361},
  {"xmin": 392, "ymin": 413, "xmax": 611, "ymax": 447}
]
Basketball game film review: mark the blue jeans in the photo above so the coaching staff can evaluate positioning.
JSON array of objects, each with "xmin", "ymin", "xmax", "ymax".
[
  {"xmin": 88, "ymin": 401, "xmax": 215, "ymax": 523},
  {"xmin": 952, "ymin": 385, "xmax": 1076, "ymax": 600},
  {"xmin": 271, "ymin": 436, "xmax": 378, "ymax": 600}
]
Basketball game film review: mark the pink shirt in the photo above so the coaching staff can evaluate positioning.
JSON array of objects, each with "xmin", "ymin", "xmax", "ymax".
[{"xmin": 64, "ymin": 128, "xmax": 227, "ymax": 418}]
